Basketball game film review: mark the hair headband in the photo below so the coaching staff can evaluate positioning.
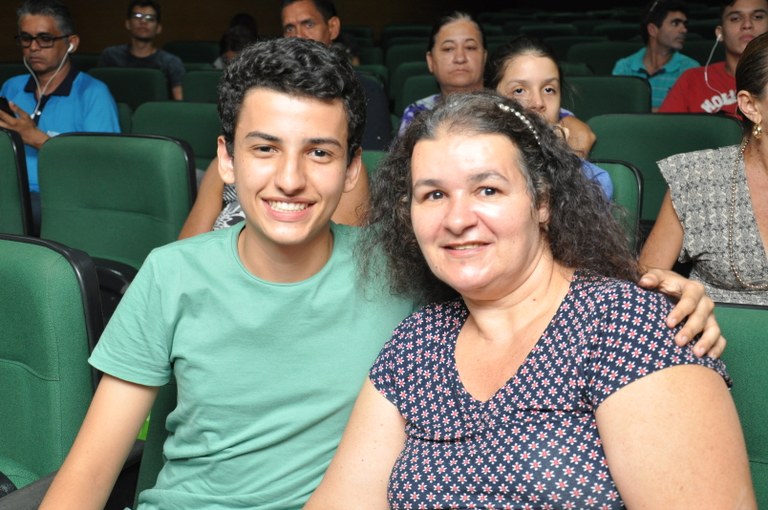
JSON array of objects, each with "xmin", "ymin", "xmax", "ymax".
[{"xmin": 497, "ymin": 102, "xmax": 540, "ymax": 145}]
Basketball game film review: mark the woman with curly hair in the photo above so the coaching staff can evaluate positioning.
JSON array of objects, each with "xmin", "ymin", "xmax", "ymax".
[{"xmin": 306, "ymin": 91, "xmax": 754, "ymax": 509}]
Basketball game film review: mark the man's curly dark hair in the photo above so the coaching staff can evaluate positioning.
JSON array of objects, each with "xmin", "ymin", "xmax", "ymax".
[
  {"xmin": 218, "ymin": 37, "xmax": 365, "ymax": 164},
  {"xmin": 360, "ymin": 91, "xmax": 639, "ymax": 304}
]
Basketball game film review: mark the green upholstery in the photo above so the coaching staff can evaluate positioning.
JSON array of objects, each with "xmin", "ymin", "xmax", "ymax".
[
  {"xmin": 587, "ymin": 113, "xmax": 742, "ymax": 222},
  {"xmin": 38, "ymin": 133, "xmax": 196, "ymax": 271},
  {"xmin": 681, "ymin": 39, "xmax": 726, "ymax": 66},
  {"xmin": 162, "ymin": 40, "xmax": 219, "ymax": 64},
  {"xmin": 0, "ymin": 234, "xmax": 102, "ymax": 489},
  {"xmin": 381, "ymin": 24, "xmax": 430, "ymax": 50},
  {"xmin": 182, "ymin": 69, "xmax": 222, "ymax": 103},
  {"xmin": 389, "ymin": 61, "xmax": 429, "ymax": 104},
  {"xmin": 385, "ymin": 43, "xmax": 427, "ymax": 78},
  {"xmin": 88, "ymin": 67, "xmax": 169, "ymax": 110},
  {"xmin": 715, "ymin": 303, "xmax": 768, "ymax": 508},
  {"xmin": 68, "ymin": 52, "xmax": 100, "ymax": 71},
  {"xmin": 543, "ymin": 35, "xmax": 606, "ymax": 61},
  {"xmin": 563, "ymin": 76, "xmax": 651, "ymax": 120},
  {"xmin": 566, "ymin": 41, "xmax": 643, "ymax": 75},
  {"xmin": 362, "ymin": 150, "xmax": 388, "ymax": 180},
  {"xmin": 590, "ymin": 159, "xmax": 643, "ymax": 253},
  {"xmin": 396, "ymin": 74, "xmax": 439, "ymax": 119},
  {"xmin": 134, "ymin": 380, "xmax": 177, "ymax": 504},
  {"xmin": 518, "ymin": 23, "xmax": 578, "ymax": 38},
  {"xmin": 592, "ymin": 23, "xmax": 640, "ymax": 41},
  {"xmin": 357, "ymin": 46, "xmax": 384, "ymax": 66},
  {"xmin": 116, "ymin": 102, "xmax": 132, "ymax": 133},
  {"xmin": 355, "ymin": 64, "xmax": 388, "ymax": 89},
  {"xmin": 132, "ymin": 101, "xmax": 220, "ymax": 170},
  {"xmin": 560, "ymin": 61, "xmax": 593, "ymax": 77},
  {"xmin": 0, "ymin": 128, "xmax": 33, "ymax": 235}
]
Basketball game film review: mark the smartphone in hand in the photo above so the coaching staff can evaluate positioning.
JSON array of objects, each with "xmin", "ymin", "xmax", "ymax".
[{"xmin": 0, "ymin": 97, "xmax": 15, "ymax": 117}]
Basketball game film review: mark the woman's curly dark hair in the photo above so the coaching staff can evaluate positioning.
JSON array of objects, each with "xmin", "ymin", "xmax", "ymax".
[{"xmin": 360, "ymin": 90, "xmax": 639, "ymax": 304}]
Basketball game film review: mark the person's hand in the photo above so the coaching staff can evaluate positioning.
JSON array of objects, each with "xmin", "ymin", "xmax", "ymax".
[
  {"xmin": 559, "ymin": 116, "xmax": 596, "ymax": 158},
  {"xmin": 0, "ymin": 100, "xmax": 49, "ymax": 149},
  {"xmin": 638, "ymin": 268, "xmax": 726, "ymax": 358}
]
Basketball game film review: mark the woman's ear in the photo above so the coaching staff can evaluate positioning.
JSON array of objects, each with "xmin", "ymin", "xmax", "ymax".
[{"xmin": 737, "ymin": 90, "xmax": 761, "ymax": 126}]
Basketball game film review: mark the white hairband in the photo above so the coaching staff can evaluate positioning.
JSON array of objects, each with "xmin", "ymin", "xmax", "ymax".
[{"xmin": 497, "ymin": 103, "xmax": 540, "ymax": 145}]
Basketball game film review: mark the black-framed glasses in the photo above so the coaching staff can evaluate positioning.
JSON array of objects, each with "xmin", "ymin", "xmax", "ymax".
[
  {"xmin": 130, "ymin": 12, "xmax": 158, "ymax": 22},
  {"xmin": 14, "ymin": 33, "xmax": 71, "ymax": 48}
]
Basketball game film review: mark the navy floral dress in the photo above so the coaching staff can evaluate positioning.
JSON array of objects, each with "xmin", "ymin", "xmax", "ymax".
[{"xmin": 370, "ymin": 271, "xmax": 729, "ymax": 509}]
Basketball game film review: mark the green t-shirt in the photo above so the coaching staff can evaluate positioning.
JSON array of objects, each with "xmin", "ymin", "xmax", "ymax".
[{"xmin": 89, "ymin": 222, "xmax": 413, "ymax": 509}]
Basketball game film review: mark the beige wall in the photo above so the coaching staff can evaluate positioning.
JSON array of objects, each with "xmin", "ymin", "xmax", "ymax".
[{"xmin": 0, "ymin": 1, "xmax": 471, "ymax": 62}]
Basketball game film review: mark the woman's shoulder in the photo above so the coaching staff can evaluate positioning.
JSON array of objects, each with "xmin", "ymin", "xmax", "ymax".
[
  {"xmin": 570, "ymin": 271, "xmax": 672, "ymax": 321},
  {"xmin": 659, "ymin": 145, "xmax": 739, "ymax": 175}
]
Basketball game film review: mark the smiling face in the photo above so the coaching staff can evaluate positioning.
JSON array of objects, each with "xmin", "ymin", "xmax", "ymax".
[
  {"xmin": 495, "ymin": 54, "xmax": 561, "ymax": 126},
  {"xmin": 217, "ymin": 87, "xmax": 359, "ymax": 269},
  {"xmin": 427, "ymin": 19, "xmax": 487, "ymax": 94},
  {"xmin": 718, "ymin": 0, "xmax": 768, "ymax": 57},
  {"xmin": 18, "ymin": 14, "xmax": 73, "ymax": 81},
  {"xmin": 410, "ymin": 129, "xmax": 550, "ymax": 301}
]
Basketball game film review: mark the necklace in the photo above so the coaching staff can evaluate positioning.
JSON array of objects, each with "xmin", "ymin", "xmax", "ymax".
[{"xmin": 727, "ymin": 139, "xmax": 768, "ymax": 290}]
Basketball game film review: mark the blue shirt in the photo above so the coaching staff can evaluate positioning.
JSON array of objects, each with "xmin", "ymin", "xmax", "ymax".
[
  {"xmin": 612, "ymin": 47, "xmax": 699, "ymax": 109},
  {"xmin": 0, "ymin": 67, "xmax": 120, "ymax": 192}
]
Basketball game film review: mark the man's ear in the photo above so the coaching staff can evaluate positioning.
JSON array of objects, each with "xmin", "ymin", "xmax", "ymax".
[
  {"xmin": 715, "ymin": 26, "xmax": 723, "ymax": 42},
  {"xmin": 647, "ymin": 22, "xmax": 659, "ymax": 40},
  {"xmin": 328, "ymin": 16, "xmax": 341, "ymax": 41},
  {"xmin": 156, "ymin": 22, "xmax": 163, "ymax": 36},
  {"xmin": 344, "ymin": 147, "xmax": 362, "ymax": 193},
  {"xmin": 124, "ymin": 19, "xmax": 131, "ymax": 31},
  {"xmin": 217, "ymin": 136, "xmax": 236, "ymax": 185}
]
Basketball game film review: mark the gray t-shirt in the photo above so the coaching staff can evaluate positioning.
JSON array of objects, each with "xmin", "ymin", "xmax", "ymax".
[{"xmin": 98, "ymin": 44, "xmax": 185, "ymax": 87}]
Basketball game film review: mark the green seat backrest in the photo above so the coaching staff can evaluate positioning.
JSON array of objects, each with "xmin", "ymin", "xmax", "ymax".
[
  {"xmin": 134, "ymin": 380, "xmax": 177, "ymax": 504},
  {"xmin": 397, "ymin": 74, "xmax": 439, "ymax": 119},
  {"xmin": 132, "ymin": 101, "xmax": 220, "ymax": 170},
  {"xmin": 88, "ymin": 67, "xmax": 169, "ymax": 110},
  {"xmin": 715, "ymin": 303, "xmax": 768, "ymax": 508},
  {"xmin": 0, "ymin": 128, "xmax": 33, "ymax": 235},
  {"xmin": 518, "ymin": 23, "xmax": 578, "ymax": 38},
  {"xmin": 389, "ymin": 61, "xmax": 429, "ymax": 103},
  {"xmin": 362, "ymin": 150, "xmax": 388, "ymax": 180},
  {"xmin": 357, "ymin": 46, "xmax": 384, "ymax": 66},
  {"xmin": 116, "ymin": 102, "xmax": 132, "ymax": 133},
  {"xmin": 587, "ymin": 113, "xmax": 742, "ymax": 222},
  {"xmin": 0, "ymin": 63, "xmax": 27, "ymax": 86},
  {"xmin": 162, "ymin": 40, "xmax": 219, "ymax": 64},
  {"xmin": 566, "ymin": 41, "xmax": 643, "ymax": 75},
  {"xmin": 181, "ymin": 69, "xmax": 222, "ymax": 103},
  {"xmin": 590, "ymin": 159, "xmax": 643, "ymax": 252},
  {"xmin": 0, "ymin": 234, "xmax": 101, "ymax": 489},
  {"xmin": 543, "ymin": 35, "xmax": 606, "ymax": 61},
  {"xmin": 385, "ymin": 43, "xmax": 427, "ymax": 78},
  {"xmin": 38, "ymin": 133, "xmax": 196, "ymax": 271},
  {"xmin": 563, "ymin": 76, "xmax": 651, "ymax": 121},
  {"xmin": 682, "ymin": 39, "xmax": 726, "ymax": 65}
]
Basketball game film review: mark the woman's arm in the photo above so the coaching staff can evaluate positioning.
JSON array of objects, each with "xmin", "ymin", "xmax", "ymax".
[
  {"xmin": 596, "ymin": 364, "xmax": 755, "ymax": 509},
  {"xmin": 39, "ymin": 375, "xmax": 159, "ymax": 510},
  {"xmin": 639, "ymin": 191, "xmax": 685, "ymax": 271},
  {"xmin": 178, "ymin": 158, "xmax": 225, "ymax": 240},
  {"xmin": 305, "ymin": 379, "xmax": 406, "ymax": 509}
]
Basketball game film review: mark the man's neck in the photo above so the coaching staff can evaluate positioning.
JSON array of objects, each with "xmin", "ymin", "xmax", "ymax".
[
  {"xmin": 725, "ymin": 51, "xmax": 740, "ymax": 76},
  {"xmin": 35, "ymin": 61, "xmax": 71, "ymax": 97},
  {"xmin": 129, "ymin": 38, "xmax": 157, "ymax": 58},
  {"xmin": 643, "ymin": 41, "xmax": 674, "ymax": 75}
]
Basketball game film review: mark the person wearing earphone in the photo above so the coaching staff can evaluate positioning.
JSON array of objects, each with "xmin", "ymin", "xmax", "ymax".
[
  {"xmin": 659, "ymin": 0, "xmax": 768, "ymax": 117},
  {"xmin": 612, "ymin": 0, "xmax": 700, "ymax": 111},
  {"xmin": 0, "ymin": 0, "xmax": 120, "ymax": 232}
]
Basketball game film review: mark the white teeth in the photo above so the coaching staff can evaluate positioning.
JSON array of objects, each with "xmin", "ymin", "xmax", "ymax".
[
  {"xmin": 452, "ymin": 244, "xmax": 482, "ymax": 250},
  {"xmin": 268, "ymin": 201, "xmax": 308, "ymax": 212}
]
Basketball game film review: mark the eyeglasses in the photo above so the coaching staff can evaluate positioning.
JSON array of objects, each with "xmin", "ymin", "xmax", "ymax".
[
  {"xmin": 130, "ymin": 12, "xmax": 158, "ymax": 22},
  {"xmin": 14, "ymin": 33, "xmax": 71, "ymax": 48}
]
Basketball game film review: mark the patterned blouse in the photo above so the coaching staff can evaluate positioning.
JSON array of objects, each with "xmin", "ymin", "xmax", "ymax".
[
  {"xmin": 660, "ymin": 145, "xmax": 768, "ymax": 305},
  {"xmin": 370, "ymin": 271, "xmax": 729, "ymax": 509}
]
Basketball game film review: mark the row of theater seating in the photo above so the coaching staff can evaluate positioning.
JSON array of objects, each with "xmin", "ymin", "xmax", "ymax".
[{"xmin": 1, "ymin": 227, "xmax": 765, "ymax": 508}]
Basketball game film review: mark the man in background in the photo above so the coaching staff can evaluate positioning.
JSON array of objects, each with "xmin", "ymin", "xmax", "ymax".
[
  {"xmin": 98, "ymin": 0, "xmax": 185, "ymax": 100},
  {"xmin": 0, "ymin": 0, "xmax": 119, "ymax": 231},
  {"xmin": 612, "ymin": 0, "xmax": 699, "ymax": 110},
  {"xmin": 659, "ymin": 0, "xmax": 768, "ymax": 116}
]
